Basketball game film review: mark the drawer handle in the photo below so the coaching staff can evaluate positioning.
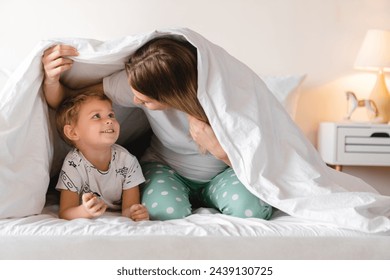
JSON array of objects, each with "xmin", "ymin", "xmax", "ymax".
[{"xmin": 370, "ymin": 132, "xmax": 390, "ymax": 138}]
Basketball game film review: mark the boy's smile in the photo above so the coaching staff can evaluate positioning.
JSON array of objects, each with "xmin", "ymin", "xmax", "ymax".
[{"xmin": 71, "ymin": 97, "xmax": 120, "ymax": 150}]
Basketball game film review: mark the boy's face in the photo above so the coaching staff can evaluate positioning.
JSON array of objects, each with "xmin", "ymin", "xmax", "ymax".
[{"xmin": 71, "ymin": 98, "xmax": 120, "ymax": 149}]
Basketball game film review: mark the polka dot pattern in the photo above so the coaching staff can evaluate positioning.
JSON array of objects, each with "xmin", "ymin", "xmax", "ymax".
[{"xmin": 141, "ymin": 162, "xmax": 272, "ymax": 221}]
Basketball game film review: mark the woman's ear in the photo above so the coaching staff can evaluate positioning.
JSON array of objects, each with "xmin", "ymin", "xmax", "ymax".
[{"xmin": 63, "ymin": 124, "xmax": 79, "ymax": 142}]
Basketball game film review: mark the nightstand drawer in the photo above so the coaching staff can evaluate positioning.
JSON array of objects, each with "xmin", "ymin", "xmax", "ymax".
[
  {"xmin": 339, "ymin": 126, "xmax": 390, "ymax": 158},
  {"xmin": 345, "ymin": 144, "xmax": 390, "ymax": 153},
  {"xmin": 345, "ymin": 136, "xmax": 390, "ymax": 145},
  {"xmin": 318, "ymin": 122, "xmax": 390, "ymax": 166}
]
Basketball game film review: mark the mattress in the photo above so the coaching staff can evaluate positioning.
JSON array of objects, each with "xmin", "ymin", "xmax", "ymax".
[{"xmin": 1, "ymin": 190, "xmax": 389, "ymax": 260}]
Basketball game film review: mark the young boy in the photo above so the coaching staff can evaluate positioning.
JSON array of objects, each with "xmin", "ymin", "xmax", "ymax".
[{"xmin": 51, "ymin": 88, "xmax": 148, "ymax": 221}]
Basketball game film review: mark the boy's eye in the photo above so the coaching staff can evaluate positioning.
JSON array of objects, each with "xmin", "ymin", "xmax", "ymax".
[
  {"xmin": 92, "ymin": 113, "xmax": 101, "ymax": 119},
  {"xmin": 108, "ymin": 113, "xmax": 116, "ymax": 118}
]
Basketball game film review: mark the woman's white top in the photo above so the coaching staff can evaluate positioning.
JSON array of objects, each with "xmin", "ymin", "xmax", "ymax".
[{"xmin": 103, "ymin": 70, "xmax": 227, "ymax": 182}]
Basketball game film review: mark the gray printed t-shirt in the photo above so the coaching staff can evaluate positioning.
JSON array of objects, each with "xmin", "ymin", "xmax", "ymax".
[
  {"xmin": 103, "ymin": 70, "xmax": 227, "ymax": 182},
  {"xmin": 56, "ymin": 144, "xmax": 145, "ymax": 210}
]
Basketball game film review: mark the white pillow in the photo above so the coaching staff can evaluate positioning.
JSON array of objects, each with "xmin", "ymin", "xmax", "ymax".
[{"xmin": 261, "ymin": 74, "xmax": 306, "ymax": 120}]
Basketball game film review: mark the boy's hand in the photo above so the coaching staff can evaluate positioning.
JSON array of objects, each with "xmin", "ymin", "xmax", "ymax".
[
  {"xmin": 42, "ymin": 45, "xmax": 78, "ymax": 85},
  {"xmin": 124, "ymin": 204, "xmax": 149, "ymax": 221},
  {"xmin": 81, "ymin": 192, "xmax": 107, "ymax": 218}
]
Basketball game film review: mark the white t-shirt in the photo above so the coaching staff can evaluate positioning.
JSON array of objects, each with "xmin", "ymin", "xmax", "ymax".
[
  {"xmin": 103, "ymin": 70, "xmax": 227, "ymax": 182},
  {"xmin": 56, "ymin": 144, "xmax": 145, "ymax": 210}
]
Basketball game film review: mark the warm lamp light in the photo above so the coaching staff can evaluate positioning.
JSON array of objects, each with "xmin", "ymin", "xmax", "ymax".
[{"xmin": 354, "ymin": 29, "xmax": 390, "ymax": 123}]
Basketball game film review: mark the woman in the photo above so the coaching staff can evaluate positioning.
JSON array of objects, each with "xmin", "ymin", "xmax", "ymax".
[{"xmin": 42, "ymin": 37, "xmax": 273, "ymax": 220}]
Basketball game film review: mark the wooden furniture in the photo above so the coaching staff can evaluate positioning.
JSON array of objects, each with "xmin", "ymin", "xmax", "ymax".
[{"xmin": 318, "ymin": 122, "xmax": 390, "ymax": 171}]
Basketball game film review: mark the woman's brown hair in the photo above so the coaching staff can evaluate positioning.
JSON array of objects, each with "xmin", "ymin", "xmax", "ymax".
[{"xmin": 126, "ymin": 37, "xmax": 209, "ymax": 124}]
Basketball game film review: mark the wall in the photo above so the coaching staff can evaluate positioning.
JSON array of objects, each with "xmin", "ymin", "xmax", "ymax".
[{"xmin": 1, "ymin": 0, "xmax": 389, "ymax": 194}]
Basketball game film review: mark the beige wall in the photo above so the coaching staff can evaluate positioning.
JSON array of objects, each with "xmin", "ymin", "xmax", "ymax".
[{"xmin": 1, "ymin": 0, "xmax": 390, "ymax": 193}]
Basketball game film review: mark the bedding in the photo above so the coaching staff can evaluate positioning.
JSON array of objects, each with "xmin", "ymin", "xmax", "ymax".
[
  {"xmin": 1, "ymin": 27, "xmax": 390, "ymax": 238},
  {"xmin": 1, "ymin": 191, "xmax": 389, "ymax": 259},
  {"xmin": 0, "ymin": 29, "xmax": 303, "ymax": 221}
]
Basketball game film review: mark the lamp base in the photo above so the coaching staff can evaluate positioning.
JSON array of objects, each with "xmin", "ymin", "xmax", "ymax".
[{"xmin": 369, "ymin": 70, "xmax": 390, "ymax": 123}]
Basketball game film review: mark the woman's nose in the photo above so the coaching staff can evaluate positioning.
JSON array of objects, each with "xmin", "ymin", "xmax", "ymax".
[
  {"xmin": 133, "ymin": 96, "xmax": 145, "ymax": 105},
  {"xmin": 133, "ymin": 96, "xmax": 140, "ymax": 104}
]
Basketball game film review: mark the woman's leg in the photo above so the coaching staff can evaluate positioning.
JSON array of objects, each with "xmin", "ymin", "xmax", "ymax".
[
  {"xmin": 201, "ymin": 168, "xmax": 273, "ymax": 219},
  {"xmin": 140, "ymin": 162, "xmax": 192, "ymax": 220}
]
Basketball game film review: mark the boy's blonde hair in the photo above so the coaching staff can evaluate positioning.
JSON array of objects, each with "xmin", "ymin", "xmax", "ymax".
[
  {"xmin": 55, "ymin": 89, "xmax": 111, "ymax": 146},
  {"xmin": 126, "ymin": 37, "xmax": 209, "ymax": 124}
]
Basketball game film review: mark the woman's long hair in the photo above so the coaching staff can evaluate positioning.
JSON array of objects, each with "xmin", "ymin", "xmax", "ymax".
[{"xmin": 126, "ymin": 37, "xmax": 209, "ymax": 124}]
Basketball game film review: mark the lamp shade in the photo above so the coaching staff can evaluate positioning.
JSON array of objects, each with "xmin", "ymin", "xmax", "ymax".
[{"xmin": 354, "ymin": 29, "xmax": 390, "ymax": 71}]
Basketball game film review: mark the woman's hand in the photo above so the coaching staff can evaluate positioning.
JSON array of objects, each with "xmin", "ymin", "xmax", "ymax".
[
  {"xmin": 41, "ymin": 45, "xmax": 78, "ymax": 108},
  {"xmin": 123, "ymin": 204, "xmax": 149, "ymax": 221},
  {"xmin": 188, "ymin": 115, "xmax": 231, "ymax": 166},
  {"xmin": 81, "ymin": 192, "xmax": 107, "ymax": 218},
  {"xmin": 42, "ymin": 45, "xmax": 78, "ymax": 85}
]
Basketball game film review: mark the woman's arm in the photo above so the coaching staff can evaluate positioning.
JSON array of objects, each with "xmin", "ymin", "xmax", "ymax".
[
  {"xmin": 188, "ymin": 115, "xmax": 232, "ymax": 166},
  {"xmin": 42, "ymin": 45, "xmax": 104, "ymax": 108}
]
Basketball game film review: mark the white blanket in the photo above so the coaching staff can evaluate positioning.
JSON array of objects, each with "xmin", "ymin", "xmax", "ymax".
[{"xmin": 1, "ymin": 27, "xmax": 390, "ymax": 233}]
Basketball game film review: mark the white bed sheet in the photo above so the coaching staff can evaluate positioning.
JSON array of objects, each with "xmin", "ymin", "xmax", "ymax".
[{"xmin": 1, "ymin": 192, "xmax": 389, "ymax": 260}]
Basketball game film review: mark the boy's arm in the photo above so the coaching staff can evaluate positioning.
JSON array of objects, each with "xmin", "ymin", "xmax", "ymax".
[
  {"xmin": 122, "ymin": 187, "xmax": 149, "ymax": 221},
  {"xmin": 58, "ymin": 190, "xmax": 107, "ymax": 220}
]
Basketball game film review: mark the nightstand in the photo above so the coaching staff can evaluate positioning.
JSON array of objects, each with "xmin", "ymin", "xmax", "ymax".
[{"xmin": 318, "ymin": 122, "xmax": 390, "ymax": 171}]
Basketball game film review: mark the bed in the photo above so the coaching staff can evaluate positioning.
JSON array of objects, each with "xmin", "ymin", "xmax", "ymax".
[
  {"xmin": 1, "ymin": 188, "xmax": 389, "ymax": 260},
  {"xmin": 1, "ymin": 28, "xmax": 390, "ymax": 260}
]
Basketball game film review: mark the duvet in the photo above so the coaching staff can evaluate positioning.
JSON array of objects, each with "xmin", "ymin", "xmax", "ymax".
[{"xmin": 1, "ymin": 27, "xmax": 390, "ymax": 234}]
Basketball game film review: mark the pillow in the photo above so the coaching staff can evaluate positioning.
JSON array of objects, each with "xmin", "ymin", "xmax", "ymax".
[{"xmin": 261, "ymin": 74, "xmax": 306, "ymax": 120}]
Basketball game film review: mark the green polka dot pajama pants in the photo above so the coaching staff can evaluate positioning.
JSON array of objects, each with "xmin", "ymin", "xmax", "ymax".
[{"xmin": 140, "ymin": 162, "xmax": 273, "ymax": 221}]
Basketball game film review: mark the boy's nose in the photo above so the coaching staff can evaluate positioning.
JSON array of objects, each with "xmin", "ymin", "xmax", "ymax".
[{"xmin": 106, "ymin": 119, "xmax": 112, "ymax": 124}]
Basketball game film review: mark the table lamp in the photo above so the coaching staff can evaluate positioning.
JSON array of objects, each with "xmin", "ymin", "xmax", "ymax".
[{"xmin": 354, "ymin": 29, "xmax": 390, "ymax": 123}]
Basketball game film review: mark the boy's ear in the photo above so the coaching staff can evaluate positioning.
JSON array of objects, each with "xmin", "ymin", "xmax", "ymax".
[{"xmin": 63, "ymin": 124, "xmax": 79, "ymax": 142}]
